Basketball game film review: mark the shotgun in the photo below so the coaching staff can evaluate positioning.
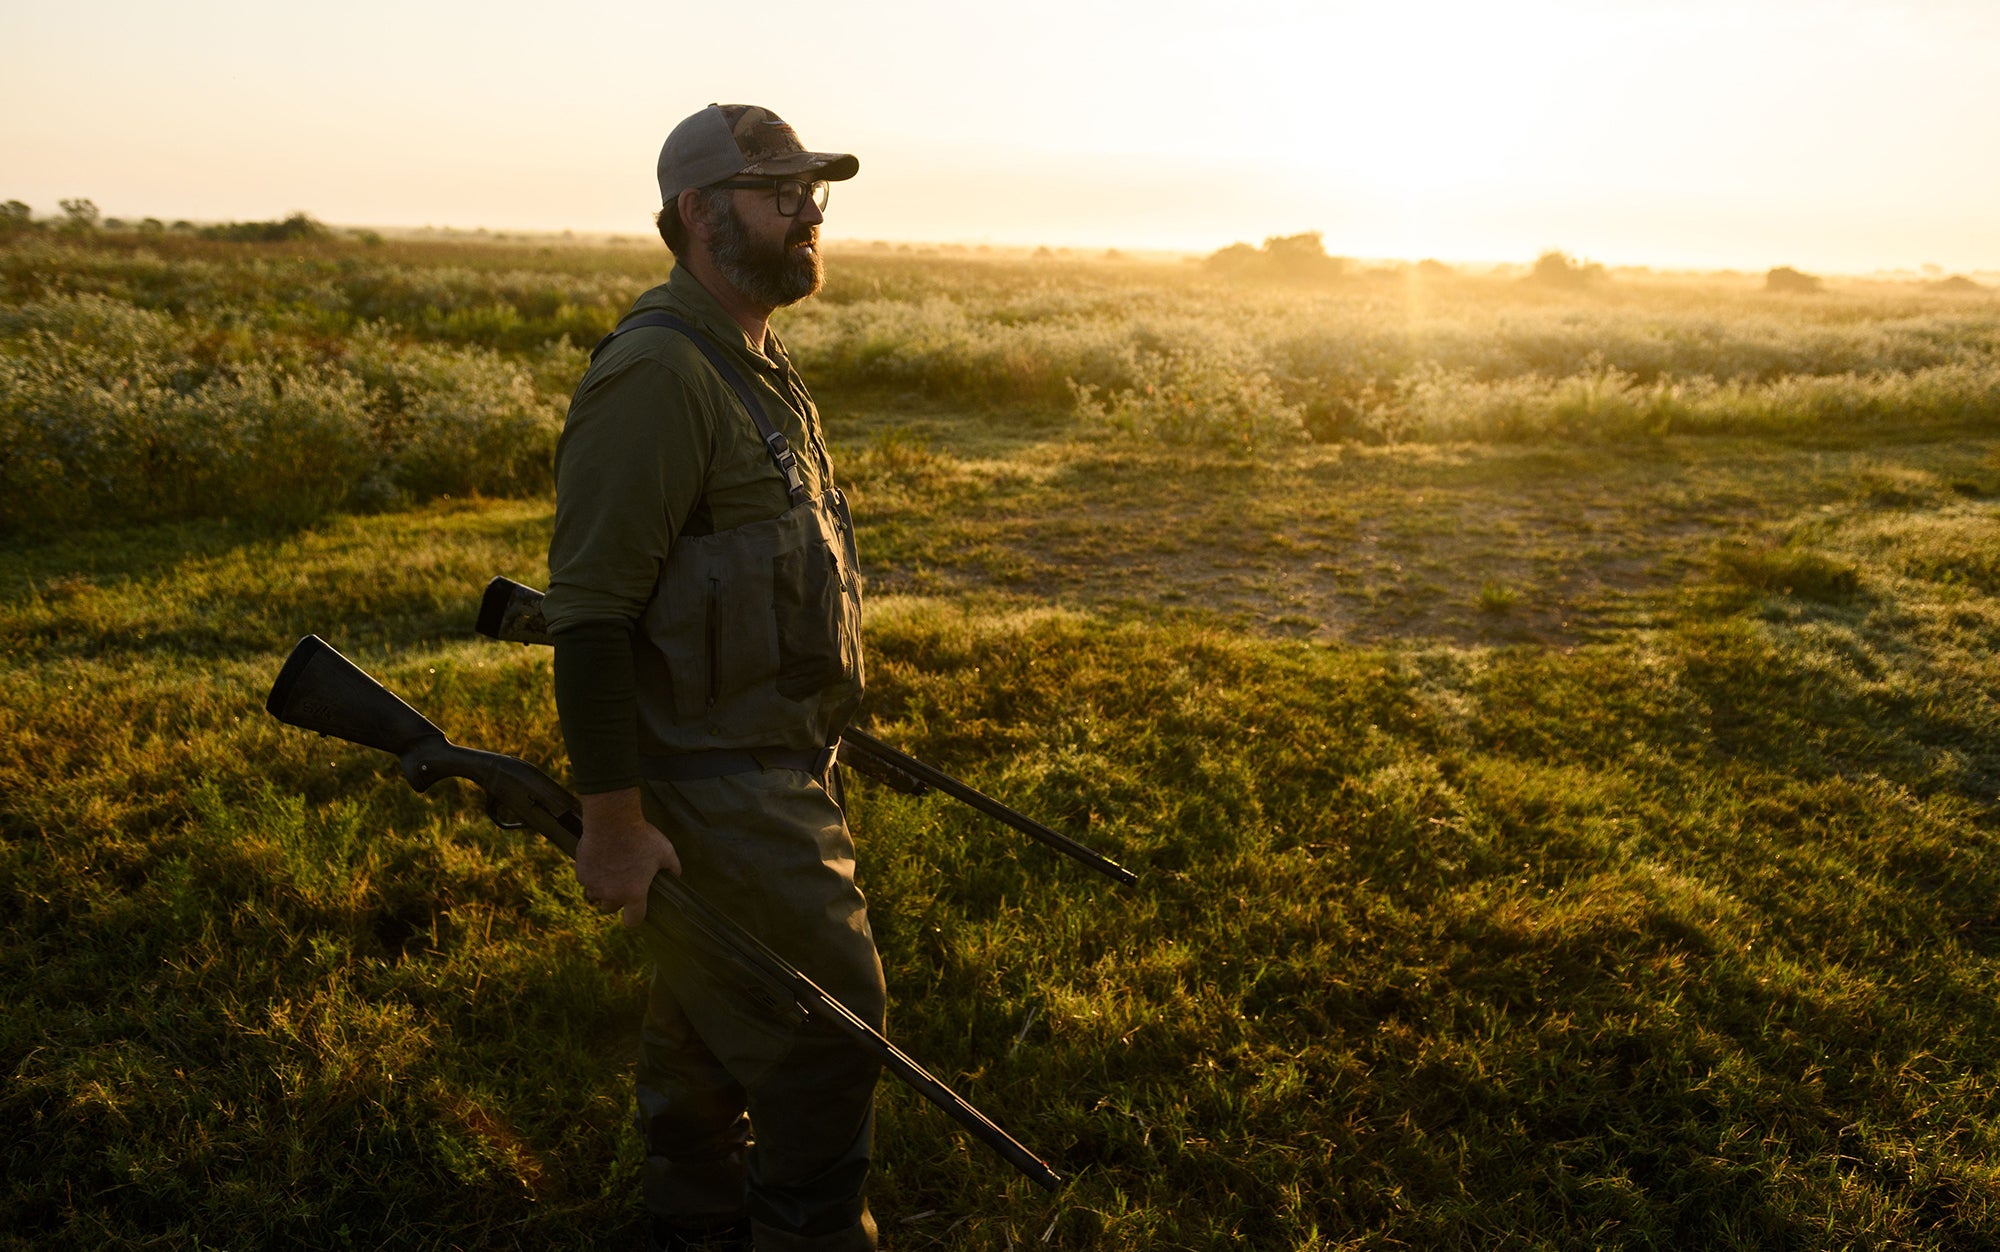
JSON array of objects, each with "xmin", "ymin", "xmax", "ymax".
[
  {"xmin": 477, "ymin": 575, "xmax": 1138, "ymax": 887},
  {"xmin": 265, "ymin": 633, "xmax": 1061, "ymax": 1191}
]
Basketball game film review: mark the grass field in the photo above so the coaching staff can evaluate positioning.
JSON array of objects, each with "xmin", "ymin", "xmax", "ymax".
[{"xmin": 4, "ymin": 232, "xmax": 2000, "ymax": 1249}]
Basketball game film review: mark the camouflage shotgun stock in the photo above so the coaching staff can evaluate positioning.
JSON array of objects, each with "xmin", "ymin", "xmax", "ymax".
[
  {"xmin": 264, "ymin": 634, "xmax": 1062, "ymax": 1192},
  {"xmin": 477, "ymin": 575, "xmax": 1139, "ymax": 886}
]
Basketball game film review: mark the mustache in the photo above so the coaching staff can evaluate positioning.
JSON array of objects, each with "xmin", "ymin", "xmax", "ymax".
[{"xmin": 785, "ymin": 222, "xmax": 819, "ymax": 248}]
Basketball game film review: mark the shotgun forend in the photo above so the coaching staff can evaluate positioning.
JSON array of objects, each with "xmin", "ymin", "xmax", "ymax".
[{"xmin": 478, "ymin": 575, "xmax": 553, "ymax": 646}]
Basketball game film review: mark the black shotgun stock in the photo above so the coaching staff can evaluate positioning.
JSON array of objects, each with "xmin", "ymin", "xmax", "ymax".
[
  {"xmin": 477, "ymin": 575, "xmax": 1138, "ymax": 887},
  {"xmin": 266, "ymin": 634, "xmax": 1061, "ymax": 1192}
]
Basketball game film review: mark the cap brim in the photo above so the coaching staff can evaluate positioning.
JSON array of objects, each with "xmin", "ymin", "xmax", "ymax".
[{"xmin": 743, "ymin": 151, "xmax": 859, "ymax": 181}]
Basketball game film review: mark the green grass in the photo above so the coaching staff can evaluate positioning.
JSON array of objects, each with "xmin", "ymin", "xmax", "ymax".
[{"xmin": 5, "ymin": 234, "xmax": 2000, "ymax": 1249}]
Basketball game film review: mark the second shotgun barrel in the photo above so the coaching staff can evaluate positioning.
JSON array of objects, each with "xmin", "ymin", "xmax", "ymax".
[{"xmin": 475, "ymin": 575, "xmax": 1138, "ymax": 887}]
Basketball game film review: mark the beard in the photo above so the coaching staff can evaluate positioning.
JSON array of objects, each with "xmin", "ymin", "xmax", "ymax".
[{"xmin": 709, "ymin": 200, "xmax": 823, "ymax": 307}]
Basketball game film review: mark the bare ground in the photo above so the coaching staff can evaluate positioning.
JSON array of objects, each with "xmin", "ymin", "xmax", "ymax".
[{"xmin": 836, "ymin": 421, "xmax": 2000, "ymax": 647}]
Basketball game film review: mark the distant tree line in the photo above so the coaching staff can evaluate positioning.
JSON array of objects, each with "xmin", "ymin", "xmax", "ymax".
[
  {"xmin": 1193, "ymin": 237, "xmax": 1989, "ymax": 296},
  {"xmin": 0, "ymin": 199, "xmax": 333, "ymax": 242}
]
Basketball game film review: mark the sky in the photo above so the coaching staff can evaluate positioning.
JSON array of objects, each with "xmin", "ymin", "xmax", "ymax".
[{"xmin": 3, "ymin": 0, "xmax": 1996, "ymax": 273}]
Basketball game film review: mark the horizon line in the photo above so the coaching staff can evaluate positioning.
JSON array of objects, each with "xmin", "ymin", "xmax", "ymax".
[{"xmin": 15, "ymin": 210, "xmax": 2000, "ymax": 282}]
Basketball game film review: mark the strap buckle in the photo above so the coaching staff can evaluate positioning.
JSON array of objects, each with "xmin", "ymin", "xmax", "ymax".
[{"xmin": 764, "ymin": 432, "xmax": 810, "ymax": 506}]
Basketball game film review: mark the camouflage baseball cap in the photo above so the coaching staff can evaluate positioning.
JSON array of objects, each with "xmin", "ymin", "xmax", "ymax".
[{"xmin": 657, "ymin": 104, "xmax": 859, "ymax": 204}]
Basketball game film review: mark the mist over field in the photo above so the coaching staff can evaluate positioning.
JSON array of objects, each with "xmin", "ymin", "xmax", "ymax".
[{"xmin": 4, "ymin": 224, "xmax": 2000, "ymax": 1248}]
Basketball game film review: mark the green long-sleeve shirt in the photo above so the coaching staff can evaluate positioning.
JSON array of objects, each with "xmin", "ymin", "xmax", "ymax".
[{"xmin": 547, "ymin": 265, "xmax": 838, "ymax": 792}]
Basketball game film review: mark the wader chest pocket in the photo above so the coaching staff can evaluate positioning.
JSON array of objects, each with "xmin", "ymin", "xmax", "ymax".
[
  {"xmin": 643, "ymin": 490, "xmax": 863, "ymax": 741},
  {"xmin": 774, "ymin": 540, "xmax": 846, "ymax": 700},
  {"xmin": 658, "ymin": 566, "xmax": 760, "ymax": 723}
]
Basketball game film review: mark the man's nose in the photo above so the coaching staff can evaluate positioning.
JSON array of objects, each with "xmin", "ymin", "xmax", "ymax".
[{"xmin": 797, "ymin": 197, "xmax": 824, "ymax": 227}]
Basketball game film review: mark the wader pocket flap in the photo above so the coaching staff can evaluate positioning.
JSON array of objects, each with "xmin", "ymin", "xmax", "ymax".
[
  {"xmin": 652, "ymin": 573, "xmax": 712, "ymax": 724},
  {"xmin": 774, "ymin": 540, "xmax": 845, "ymax": 701}
]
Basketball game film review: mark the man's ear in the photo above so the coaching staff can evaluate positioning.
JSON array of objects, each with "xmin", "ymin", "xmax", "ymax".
[{"xmin": 680, "ymin": 187, "xmax": 714, "ymax": 245}]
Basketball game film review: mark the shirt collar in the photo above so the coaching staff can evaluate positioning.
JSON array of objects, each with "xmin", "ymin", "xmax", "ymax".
[{"xmin": 665, "ymin": 265, "xmax": 783, "ymax": 367}]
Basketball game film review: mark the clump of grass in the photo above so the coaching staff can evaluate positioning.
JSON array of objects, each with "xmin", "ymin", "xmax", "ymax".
[
  {"xmin": 836, "ymin": 425, "xmax": 973, "ymax": 516},
  {"xmin": 1871, "ymin": 513, "xmax": 2000, "ymax": 594},
  {"xmin": 864, "ymin": 424, "xmax": 946, "ymax": 477},
  {"xmin": 1715, "ymin": 539, "xmax": 1863, "ymax": 602},
  {"xmin": 1848, "ymin": 462, "xmax": 1946, "ymax": 508},
  {"xmin": 1477, "ymin": 580, "xmax": 1520, "ymax": 613}
]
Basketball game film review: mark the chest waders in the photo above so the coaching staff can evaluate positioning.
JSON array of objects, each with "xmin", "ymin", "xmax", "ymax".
[
  {"xmin": 596, "ymin": 314, "xmax": 890, "ymax": 1247},
  {"xmin": 589, "ymin": 313, "xmax": 864, "ymax": 777}
]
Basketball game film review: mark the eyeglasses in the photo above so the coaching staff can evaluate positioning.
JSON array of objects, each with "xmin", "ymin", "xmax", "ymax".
[{"xmin": 713, "ymin": 178, "xmax": 831, "ymax": 217}]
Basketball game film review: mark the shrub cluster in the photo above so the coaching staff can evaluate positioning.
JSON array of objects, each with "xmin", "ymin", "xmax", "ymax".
[
  {"xmin": 6, "ymin": 231, "xmax": 2000, "ymax": 532},
  {"xmin": 1202, "ymin": 231, "xmax": 1354, "ymax": 282},
  {"xmin": 1766, "ymin": 265, "xmax": 1823, "ymax": 294},
  {"xmin": 1376, "ymin": 361, "xmax": 2000, "ymax": 443},
  {"xmin": 1070, "ymin": 344, "xmax": 1307, "ymax": 452},
  {"xmin": 1524, "ymin": 250, "xmax": 1608, "ymax": 289},
  {"xmin": 790, "ymin": 266, "xmax": 2000, "ymax": 446},
  {"xmin": 195, "ymin": 212, "xmax": 333, "ymax": 243},
  {"xmin": 0, "ymin": 237, "xmax": 634, "ymax": 354},
  {"xmin": 0, "ymin": 294, "xmax": 562, "ymax": 532}
]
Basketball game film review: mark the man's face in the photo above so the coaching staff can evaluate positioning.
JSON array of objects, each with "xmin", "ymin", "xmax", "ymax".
[{"xmin": 707, "ymin": 182, "xmax": 825, "ymax": 309}]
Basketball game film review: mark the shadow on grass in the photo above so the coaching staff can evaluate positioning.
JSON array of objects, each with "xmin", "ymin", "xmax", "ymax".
[{"xmin": 1, "ymin": 499, "xmax": 554, "ymax": 663}]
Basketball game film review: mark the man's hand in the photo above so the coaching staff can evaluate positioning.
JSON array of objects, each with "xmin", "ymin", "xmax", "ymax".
[{"xmin": 575, "ymin": 787, "xmax": 682, "ymax": 928}]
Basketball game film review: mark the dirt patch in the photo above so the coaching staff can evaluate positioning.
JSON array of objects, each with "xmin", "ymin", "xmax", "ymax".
[{"xmin": 849, "ymin": 435, "xmax": 2000, "ymax": 646}]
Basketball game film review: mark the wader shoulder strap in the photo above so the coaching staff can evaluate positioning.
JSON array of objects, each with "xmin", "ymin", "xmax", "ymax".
[{"xmin": 593, "ymin": 312, "xmax": 810, "ymax": 508}]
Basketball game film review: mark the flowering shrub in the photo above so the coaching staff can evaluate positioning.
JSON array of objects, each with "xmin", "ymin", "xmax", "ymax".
[
  {"xmin": 5, "ymin": 234, "xmax": 1999, "ymax": 531},
  {"xmin": 1386, "ymin": 361, "xmax": 2000, "ymax": 444},
  {"xmin": 0, "ymin": 294, "xmax": 561, "ymax": 532},
  {"xmin": 1070, "ymin": 345, "xmax": 1307, "ymax": 453}
]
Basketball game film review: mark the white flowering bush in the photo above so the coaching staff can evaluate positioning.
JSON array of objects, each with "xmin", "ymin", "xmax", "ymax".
[
  {"xmin": 1070, "ymin": 344, "xmax": 1307, "ymax": 453},
  {"xmin": 6, "ymin": 235, "xmax": 2000, "ymax": 532},
  {"xmin": 1384, "ymin": 360, "xmax": 2000, "ymax": 444},
  {"xmin": 0, "ymin": 294, "xmax": 562, "ymax": 532}
]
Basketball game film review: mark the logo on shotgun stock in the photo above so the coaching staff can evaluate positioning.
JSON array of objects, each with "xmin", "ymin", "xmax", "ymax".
[{"xmin": 293, "ymin": 697, "xmax": 348, "ymax": 729}]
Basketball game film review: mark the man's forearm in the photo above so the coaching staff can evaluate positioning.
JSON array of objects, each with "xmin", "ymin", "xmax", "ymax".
[
  {"xmin": 551, "ymin": 619, "xmax": 643, "ymax": 793},
  {"xmin": 579, "ymin": 786, "xmax": 647, "ymax": 826}
]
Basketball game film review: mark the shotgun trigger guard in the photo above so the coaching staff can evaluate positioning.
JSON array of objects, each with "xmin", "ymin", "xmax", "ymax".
[{"xmin": 484, "ymin": 792, "xmax": 525, "ymax": 830}]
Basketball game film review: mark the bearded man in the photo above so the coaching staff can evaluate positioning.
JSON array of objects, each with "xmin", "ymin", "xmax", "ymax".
[{"xmin": 542, "ymin": 104, "xmax": 881, "ymax": 1252}]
